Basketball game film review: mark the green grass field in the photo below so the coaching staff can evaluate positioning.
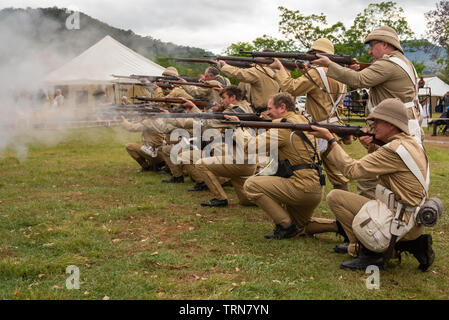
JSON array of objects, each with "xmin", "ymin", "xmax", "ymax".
[{"xmin": 0, "ymin": 127, "xmax": 448, "ymax": 300}]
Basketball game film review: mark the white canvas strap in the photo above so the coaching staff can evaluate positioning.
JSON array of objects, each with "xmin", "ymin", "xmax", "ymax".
[
  {"xmin": 389, "ymin": 57, "xmax": 417, "ymax": 87},
  {"xmin": 316, "ymin": 67, "xmax": 346, "ymax": 119},
  {"xmin": 395, "ymin": 144, "xmax": 430, "ymax": 197}
]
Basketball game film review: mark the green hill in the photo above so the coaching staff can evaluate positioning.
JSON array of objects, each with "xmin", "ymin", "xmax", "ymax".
[{"xmin": 0, "ymin": 7, "xmax": 212, "ymax": 76}]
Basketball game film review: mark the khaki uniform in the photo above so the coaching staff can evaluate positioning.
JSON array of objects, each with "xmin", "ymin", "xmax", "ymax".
[
  {"xmin": 195, "ymin": 101, "xmax": 257, "ymax": 205},
  {"xmin": 327, "ymin": 51, "xmax": 417, "ymax": 116},
  {"xmin": 327, "ymin": 50, "xmax": 422, "ymax": 199},
  {"xmin": 326, "ymin": 133, "xmax": 427, "ymax": 256},
  {"xmin": 155, "ymin": 105, "xmax": 203, "ymax": 179},
  {"xmin": 220, "ymin": 64, "xmax": 280, "ymax": 111},
  {"xmin": 183, "ymin": 75, "xmax": 230, "ymax": 104},
  {"xmin": 243, "ymin": 111, "xmax": 323, "ymax": 231},
  {"xmin": 275, "ymin": 66, "xmax": 349, "ymax": 188},
  {"xmin": 122, "ymin": 119, "xmax": 165, "ymax": 170},
  {"xmin": 237, "ymin": 82, "xmax": 253, "ymax": 106}
]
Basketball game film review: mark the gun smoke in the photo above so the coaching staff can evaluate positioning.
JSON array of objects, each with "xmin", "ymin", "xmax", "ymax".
[{"xmin": 0, "ymin": 8, "xmax": 128, "ymax": 162}]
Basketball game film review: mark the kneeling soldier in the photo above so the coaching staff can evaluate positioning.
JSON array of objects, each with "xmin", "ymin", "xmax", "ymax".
[
  {"xmin": 241, "ymin": 93, "xmax": 325, "ymax": 239},
  {"xmin": 310, "ymin": 98, "xmax": 434, "ymax": 271}
]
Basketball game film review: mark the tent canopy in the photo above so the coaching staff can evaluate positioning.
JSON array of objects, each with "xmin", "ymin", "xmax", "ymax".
[
  {"xmin": 419, "ymin": 76, "xmax": 449, "ymax": 97},
  {"xmin": 44, "ymin": 35, "xmax": 165, "ymax": 85}
]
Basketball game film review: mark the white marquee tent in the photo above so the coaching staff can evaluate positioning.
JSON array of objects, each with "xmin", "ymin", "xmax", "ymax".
[
  {"xmin": 44, "ymin": 35, "xmax": 165, "ymax": 107},
  {"xmin": 44, "ymin": 35, "xmax": 165, "ymax": 85},
  {"xmin": 419, "ymin": 76, "xmax": 449, "ymax": 97}
]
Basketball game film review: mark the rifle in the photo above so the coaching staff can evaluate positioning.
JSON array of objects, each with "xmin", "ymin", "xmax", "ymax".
[
  {"xmin": 169, "ymin": 58, "xmax": 254, "ymax": 69},
  {"xmin": 221, "ymin": 120, "xmax": 384, "ymax": 145},
  {"xmin": 131, "ymin": 96, "xmax": 211, "ymax": 108},
  {"xmin": 104, "ymin": 104, "xmax": 167, "ymax": 114},
  {"xmin": 111, "ymin": 74, "xmax": 199, "ymax": 83},
  {"xmin": 155, "ymin": 80, "xmax": 222, "ymax": 89},
  {"xmin": 238, "ymin": 49, "xmax": 371, "ymax": 70},
  {"xmin": 171, "ymin": 57, "xmax": 302, "ymax": 71},
  {"xmin": 205, "ymin": 55, "xmax": 304, "ymax": 71},
  {"xmin": 142, "ymin": 112, "xmax": 270, "ymax": 122}
]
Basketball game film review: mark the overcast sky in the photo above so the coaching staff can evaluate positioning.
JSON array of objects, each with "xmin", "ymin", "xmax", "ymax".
[{"xmin": 0, "ymin": 0, "xmax": 439, "ymax": 53}]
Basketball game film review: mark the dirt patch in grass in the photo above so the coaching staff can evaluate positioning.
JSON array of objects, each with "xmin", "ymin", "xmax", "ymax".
[
  {"xmin": 0, "ymin": 246, "xmax": 15, "ymax": 258},
  {"xmin": 112, "ymin": 212, "xmax": 195, "ymax": 254},
  {"xmin": 424, "ymin": 134, "xmax": 449, "ymax": 149}
]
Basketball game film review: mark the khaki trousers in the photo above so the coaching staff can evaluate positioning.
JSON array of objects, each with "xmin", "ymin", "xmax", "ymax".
[
  {"xmin": 196, "ymin": 157, "xmax": 256, "ymax": 205},
  {"xmin": 177, "ymin": 150, "xmax": 204, "ymax": 183},
  {"xmin": 160, "ymin": 145, "xmax": 184, "ymax": 177},
  {"xmin": 356, "ymin": 178, "xmax": 378, "ymax": 200},
  {"xmin": 244, "ymin": 176, "xmax": 322, "ymax": 230},
  {"xmin": 125, "ymin": 143, "xmax": 164, "ymax": 169}
]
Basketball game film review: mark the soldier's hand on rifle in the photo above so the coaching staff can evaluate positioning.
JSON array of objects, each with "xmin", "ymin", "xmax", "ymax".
[
  {"xmin": 312, "ymin": 54, "xmax": 331, "ymax": 68},
  {"xmin": 309, "ymin": 125, "xmax": 334, "ymax": 141},
  {"xmin": 302, "ymin": 62, "xmax": 312, "ymax": 72},
  {"xmin": 359, "ymin": 128, "xmax": 374, "ymax": 148},
  {"xmin": 218, "ymin": 60, "xmax": 227, "ymax": 68},
  {"xmin": 269, "ymin": 58, "xmax": 283, "ymax": 70},
  {"xmin": 223, "ymin": 115, "xmax": 240, "ymax": 122},
  {"xmin": 180, "ymin": 98, "xmax": 196, "ymax": 110},
  {"xmin": 160, "ymin": 108, "xmax": 170, "ymax": 114},
  {"xmin": 120, "ymin": 115, "xmax": 128, "ymax": 123},
  {"xmin": 139, "ymin": 78, "xmax": 149, "ymax": 83},
  {"xmin": 348, "ymin": 58, "xmax": 361, "ymax": 71}
]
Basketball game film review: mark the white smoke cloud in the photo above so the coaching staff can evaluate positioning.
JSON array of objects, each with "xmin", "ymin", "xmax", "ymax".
[{"xmin": 0, "ymin": 8, "xmax": 125, "ymax": 161}]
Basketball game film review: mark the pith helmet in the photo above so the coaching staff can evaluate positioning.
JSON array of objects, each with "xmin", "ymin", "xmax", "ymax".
[
  {"xmin": 367, "ymin": 98, "xmax": 409, "ymax": 134},
  {"xmin": 162, "ymin": 66, "xmax": 179, "ymax": 77},
  {"xmin": 308, "ymin": 38, "xmax": 334, "ymax": 54},
  {"xmin": 364, "ymin": 26, "xmax": 404, "ymax": 54}
]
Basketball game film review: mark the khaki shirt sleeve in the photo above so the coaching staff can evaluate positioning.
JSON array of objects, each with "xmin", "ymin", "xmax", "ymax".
[
  {"xmin": 220, "ymin": 64, "xmax": 260, "ymax": 84},
  {"xmin": 327, "ymin": 143, "xmax": 405, "ymax": 180},
  {"xmin": 327, "ymin": 60, "xmax": 397, "ymax": 89},
  {"xmin": 275, "ymin": 67, "xmax": 317, "ymax": 97},
  {"xmin": 121, "ymin": 119, "xmax": 144, "ymax": 132},
  {"xmin": 165, "ymin": 87, "xmax": 193, "ymax": 99},
  {"xmin": 153, "ymin": 87, "xmax": 165, "ymax": 98}
]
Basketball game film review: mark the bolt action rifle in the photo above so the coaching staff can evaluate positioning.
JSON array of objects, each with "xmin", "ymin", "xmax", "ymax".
[
  {"xmin": 171, "ymin": 56, "xmax": 303, "ymax": 71},
  {"xmin": 131, "ymin": 96, "xmax": 212, "ymax": 108},
  {"xmin": 111, "ymin": 74, "xmax": 199, "ymax": 83},
  {"xmin": 238, "ymin": 49, "xmax": 371, "ymax": 70},
  {"xmin": 142, "ymin": 112, "xmax": 270, "ymax": 122},
  {"xmin": 222, "ymin": 120, "xmax": 384, "ymax": 145}
]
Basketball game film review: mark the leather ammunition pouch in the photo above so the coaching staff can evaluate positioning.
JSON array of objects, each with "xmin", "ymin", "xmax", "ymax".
[{"xmin": 274, "ymin": 159, "xmax": 316, "ymax": 178}]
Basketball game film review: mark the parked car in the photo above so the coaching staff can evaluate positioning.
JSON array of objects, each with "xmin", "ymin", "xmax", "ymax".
[{"xmin": 295, "ymin": 96, "xmax": 306, "ymax": 112}]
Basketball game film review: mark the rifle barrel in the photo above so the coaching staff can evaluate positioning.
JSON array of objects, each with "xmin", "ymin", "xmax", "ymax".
[
  {"xmin": 143, "ymin": 112, "xmax": 270, "ymax": 122},
  {"xmin": 238, "ymin": 50, "xmax": 371, "ymax": 70},
  {"xmin": 131, "ymin": 97, "xmax": 210, "ymax": 107}
]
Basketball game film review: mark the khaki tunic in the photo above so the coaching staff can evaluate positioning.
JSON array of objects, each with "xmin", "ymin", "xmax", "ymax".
[
  {"xmin": 195, "ymin": 101, "xmax": 257, "ymax": 204},
  {"xmin": 327, "ymin": 50, "xmax": 418, "ymax": 119},
  {"xmin": 326, "ymin": 133, "xmax": 427, "ymax": 254},
  {"xmin": 243, "ymin": 111, "xmax": 323, "ymax": 229},
  {"xmin": 220, "ymin": 64, "xmax": 280, "ymax": 110},
  {"xmin": 275, "ymin": 66, "xmax": 348, "ymax": 187},
  {"xmin": 275, "ymin": 66, "xmax": 346, "ymax": 123},
  {"xmin": 183, "ymin": 75, "xmax": 230, "ymax": 104}
]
